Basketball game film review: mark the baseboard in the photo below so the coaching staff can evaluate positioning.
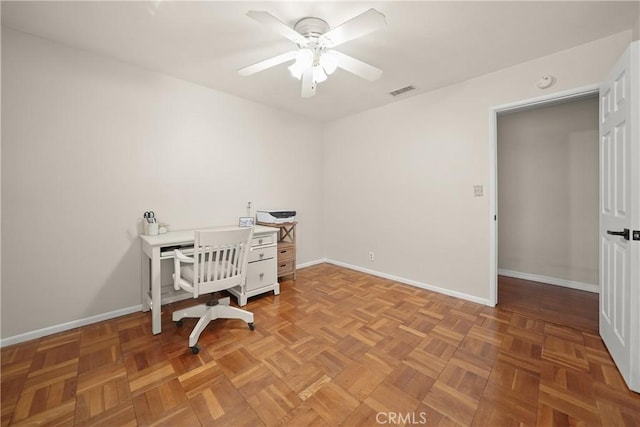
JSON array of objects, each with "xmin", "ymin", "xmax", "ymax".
[
  {"xmin": 498, "ymin": 269, "xmax": 599, "ymax": 294},
  {"xmin": 297, "ymin": 258, "xmax": 327, "ymax": 269},
  {"xmin": 325, "ymin": 259, "xmax": 493, "ymax": 306},
  {"xmin": 0, "ymin": 304, "xmax": 142, "ymax": 348}
]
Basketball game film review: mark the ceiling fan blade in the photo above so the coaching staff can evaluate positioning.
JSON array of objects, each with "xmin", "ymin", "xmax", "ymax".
[
  {"xmin": 319, "ymin": 9, "xmax": 386, "ymax": 48},
  {"xmin": 330, "ymin": 51, "xmax": 382, "ymax": 81},
  {"xmin": 247, "ymin": 11, "xmax": 309, "ymax": 47},
  {"xmin": 237, "ymin": 50, "xmax": 297, "ymax": 76},
  {"xmin": 301, "ymin": 67, "xmax": 316, "ymax": 98}
]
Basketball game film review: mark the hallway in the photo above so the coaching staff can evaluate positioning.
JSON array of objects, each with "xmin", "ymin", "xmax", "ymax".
[{"xmin": 498, "ymin": 275, "xmax": 599, "ymax": 333}]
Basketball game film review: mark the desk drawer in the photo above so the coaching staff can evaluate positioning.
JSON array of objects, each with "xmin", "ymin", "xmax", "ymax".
[
  {"xmin": 252, "ymin": 234, "xmax": 274, "ymax": 247},
  {"xmin": 246, "ymin": 259, "xmax": 277, "ymax": 292},
  {"xmin": 249, "ymin": 246, "xmax": 276, "ymax": 263},
  {"xmin": 277, "ymin": 259, "xmax": 295, "ymax": 277},
  {"xmin": 277, "ymin": 242, "xmax": 295, "ymax": 261}
]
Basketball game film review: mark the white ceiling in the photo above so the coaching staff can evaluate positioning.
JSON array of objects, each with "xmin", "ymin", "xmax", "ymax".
[{"xmin": 2, "ymin": 1, "xmax": 638, "ymax": 122}]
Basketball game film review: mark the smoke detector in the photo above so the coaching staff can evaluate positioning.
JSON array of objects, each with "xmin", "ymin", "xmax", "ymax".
[{"xmin": 536, "ymin": 75, "xmax": 555, "ymax": 89}]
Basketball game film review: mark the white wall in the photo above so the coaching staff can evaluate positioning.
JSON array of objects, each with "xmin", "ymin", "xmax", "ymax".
[
  {"xmin": 323, "ymin": 31, "xmax": 632, "ymax": 302},
  {"xmin": 1, "ymin": 29, "xmax": 324, "ymax": 339},
  {"xmin": 0, "ymin": 11, "xmax": 3, "ymax": 340},
  {"xmin": 497, "ymin": 97, "xmax": 599, "ymax": 287}
]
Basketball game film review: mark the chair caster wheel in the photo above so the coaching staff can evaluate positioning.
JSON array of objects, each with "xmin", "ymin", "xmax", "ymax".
[
  {"xmin": 175, "ymin": 320, "xmax": 183, "ymax": 327},
  {"xmin": 190, "ymin": 345, "xmax": 199, "ymax": 354},
  {"xmin": 248, "ymin": 322, "xmax": 255, "ymax": 331}
]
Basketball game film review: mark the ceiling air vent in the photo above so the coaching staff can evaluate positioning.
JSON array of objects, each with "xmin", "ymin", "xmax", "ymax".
[{"xmin": 389, "ymin": 85, "xmax": 416, "ymax": 97}]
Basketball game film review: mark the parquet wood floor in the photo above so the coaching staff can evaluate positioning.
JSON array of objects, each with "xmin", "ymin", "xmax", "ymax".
[
  {"xmin": 2, "ymin": 263, "xmax": 639, "ymax": 426},
  {"xmin": 497, "ymin": 275, "xmax": 599, "ymax": 333}
]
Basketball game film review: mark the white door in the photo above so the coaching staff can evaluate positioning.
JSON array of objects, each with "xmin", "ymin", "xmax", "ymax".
[{"xmin": 599, "ymin": 41, "xmax": 639, "ymax": 392}]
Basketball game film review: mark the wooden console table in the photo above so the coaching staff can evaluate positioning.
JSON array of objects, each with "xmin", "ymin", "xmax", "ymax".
[{"xmin": 257, "ymin": 221, "xmax": 297, "ymax": 280}]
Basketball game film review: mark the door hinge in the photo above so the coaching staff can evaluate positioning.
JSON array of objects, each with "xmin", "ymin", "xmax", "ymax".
[{"xmin": 633, "ymin": 230, "xmax": 640, "ymax": 241}]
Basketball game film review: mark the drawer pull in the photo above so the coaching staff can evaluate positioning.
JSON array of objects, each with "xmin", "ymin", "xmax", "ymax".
[
  {"xmin": 259, "ymin": 253, "xmax": 265, "ymax": 258},
  {"xmin": 280, "ymin": 264, "xmax": 286, "ymax": 268},
  {"xmin": 259, "ymin": 273, "xmax": 264, "ymax": 279},
  {"xmin": 258, "ymin": 239, "xmax": 263, "ymax": 244},
  {"xmin": 280, "ymin": 250, "xmax": 286, "ymax": 254}
]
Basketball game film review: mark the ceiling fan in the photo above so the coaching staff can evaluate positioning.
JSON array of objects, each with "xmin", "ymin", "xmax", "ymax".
[{"xmin": 237, "ymin": 9, "xmax": 386, "ymax": 98}]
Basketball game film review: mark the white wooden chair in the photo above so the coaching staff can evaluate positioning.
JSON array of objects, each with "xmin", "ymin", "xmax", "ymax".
[{"xmin": 172, "ymin": 227, "xmax": 255, "ymax": 354}]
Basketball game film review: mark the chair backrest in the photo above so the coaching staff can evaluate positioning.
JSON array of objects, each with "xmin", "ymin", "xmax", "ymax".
[{"xmin": 192, "ymin": 227, "xmax": 254, "ymax": 296}]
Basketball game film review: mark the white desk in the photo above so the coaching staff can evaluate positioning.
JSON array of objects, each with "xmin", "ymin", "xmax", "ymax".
[{"xmin": 140, "ymin": 225, "xmax": 279, "ymax": 334}]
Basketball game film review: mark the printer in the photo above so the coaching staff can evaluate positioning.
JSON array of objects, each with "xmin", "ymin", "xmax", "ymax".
[{"xmin": 256, "ymin": 210, "xmax": 297, "ymax": 224}]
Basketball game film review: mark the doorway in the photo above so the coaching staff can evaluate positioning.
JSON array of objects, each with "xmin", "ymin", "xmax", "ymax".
[
  {"xmin": 489, "ymin": 86, "xmax": 598, "ymax": 315},
  {"xmin": 496, "ymin": 94, "xmax": 600, "ymax": 331}
]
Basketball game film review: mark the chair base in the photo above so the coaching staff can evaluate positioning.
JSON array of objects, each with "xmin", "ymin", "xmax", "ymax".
[{"xmin": 172, "ymin": 297, "xmax": 254, "ymax": 348}]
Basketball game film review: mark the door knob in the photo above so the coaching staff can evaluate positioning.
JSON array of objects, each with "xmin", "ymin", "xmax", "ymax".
[{"xmin": 607, "ymin": 229, "xmax": 629, "ymax": 240}]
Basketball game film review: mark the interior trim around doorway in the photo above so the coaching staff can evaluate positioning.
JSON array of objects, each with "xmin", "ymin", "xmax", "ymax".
[{"xmin": 488, "ymin": 84, "xmax": 600, "ymax": 306}]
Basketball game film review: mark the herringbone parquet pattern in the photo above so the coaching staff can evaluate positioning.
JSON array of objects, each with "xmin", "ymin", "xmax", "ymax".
[{"xmin": 2, "ymin": 264, "xmax": 639, "ymax": 426}]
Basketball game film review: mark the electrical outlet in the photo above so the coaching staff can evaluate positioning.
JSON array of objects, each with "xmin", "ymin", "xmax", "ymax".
[
  {"xmin": 368, "ymin": 251, "xmax": 375, "ymax": 261},
  {"xmin": 474, "ymin": 185, "xmax": 484, "ymax": 197}
]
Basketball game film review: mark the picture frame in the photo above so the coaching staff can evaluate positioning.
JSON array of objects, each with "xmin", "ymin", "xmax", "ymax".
[{"xmin": 239, "ymin": 216, "xmax": 255, "ymax": 227}]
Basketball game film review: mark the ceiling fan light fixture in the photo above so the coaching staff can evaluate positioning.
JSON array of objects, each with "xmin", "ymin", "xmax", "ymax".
[
  {"xmin": 288, "ymin": 49, "xmax": 313, "ymax": 80},
  {"xmin": 320, "ymin": 51, "xmax": 338, "ymax": 75},
  {"xmin": 295, "ymin": 49, "xmax": 313, "ymax": 69},
  {"xmin": 313, "ymin": 65, "xmax": 327, "ymax": 83},
  {"xmin": 288, "ymin": 63, "xmax": 304, "ymax": 80}
]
